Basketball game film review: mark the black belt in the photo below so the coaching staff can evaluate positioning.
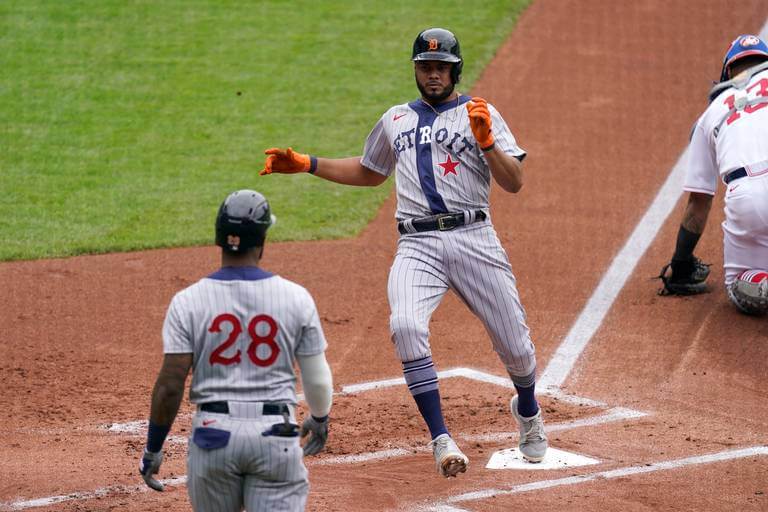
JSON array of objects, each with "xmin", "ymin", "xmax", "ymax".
[
  {"xmin": 397, "ymin": 210, "xmax": 486, "ymax": 235},
  {"xmin": 200, "ymin": 401, "xmax": 289, "ymax": 416},
  {"xmin": 724, "ymin": 167, "xmax": 747, "ymax": 184}
]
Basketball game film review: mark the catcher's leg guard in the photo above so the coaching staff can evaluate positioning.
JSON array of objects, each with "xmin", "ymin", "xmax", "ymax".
[{"xmin": 726, "ymin": 270, "xmax": 768, "ymax": 315}]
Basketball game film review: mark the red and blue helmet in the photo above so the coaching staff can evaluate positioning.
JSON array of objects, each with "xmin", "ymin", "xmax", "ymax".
[{"xmin": 719, "ymin": 34, "xmax": 768, "ymax": 82}]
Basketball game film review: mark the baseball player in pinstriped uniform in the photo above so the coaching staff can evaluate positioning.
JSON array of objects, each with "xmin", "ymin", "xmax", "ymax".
[
  {"xmin": 139, "ymin": 190, "xmax": 334, "ymax": 511},
  {"xmin": 660, "ymin": 35, "xmax": 768, "ymax": 314},
  {"xmin": 260, "ymin": 28, "xmax": 547, "ymax": 476}
]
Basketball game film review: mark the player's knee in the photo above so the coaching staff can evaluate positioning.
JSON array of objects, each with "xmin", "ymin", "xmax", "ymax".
[
  {"xmin": 390, "ymin": 314, "xmax": 427, "ymax": 341},
  {"xmin": 498, "ymin": 345, "xmax": 536, "ymax": 376},
  {"xmin": 727, "ymin": 270, "xmax": 768, "ymax": 315}
]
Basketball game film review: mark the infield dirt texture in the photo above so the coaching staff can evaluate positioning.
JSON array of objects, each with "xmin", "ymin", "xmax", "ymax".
[{"xmin": 2, "ymin": 1, "xmax": 767, "ymax": 511}]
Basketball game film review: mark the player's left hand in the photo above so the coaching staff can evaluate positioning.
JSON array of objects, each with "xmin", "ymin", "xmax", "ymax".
[
  {"xmin": 260, "ymin": 147, "xmax": 311, "ymax": 175},
  {"xmin": 466, "ymin": 97, "xmax": 494, "ymax": 150},
  {"xmin": 300, "ymin": 415, "xmax": 329, "ymax": 455},
  {"xmin": 657, "ymin": 256, "xmax": 711, "ymax": 295},
  {"xmin": 139, "ymin": 448, "xmax": 165, "ymax": 492}
]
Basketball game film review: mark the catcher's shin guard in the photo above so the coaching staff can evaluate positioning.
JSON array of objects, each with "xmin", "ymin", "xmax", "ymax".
[{"xmin": 727, "ymin": 270, "xmax": 768, "ymax": 315}]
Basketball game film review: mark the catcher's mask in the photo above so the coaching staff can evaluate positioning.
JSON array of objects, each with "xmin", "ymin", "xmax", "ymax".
[
  {"xmin": 412, "ymin": 27, "xmax": 463, "ymax": 84},
  {"xmin": 719, "ymin": 34, "xmax": 768, "ymax": 82},
  {"xmin": 215, "ymin": 189, "xmax": 275, "ymax": 253}
]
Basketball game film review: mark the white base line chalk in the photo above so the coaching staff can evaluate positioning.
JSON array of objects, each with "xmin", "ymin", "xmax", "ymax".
[{"xmin": 419, "ymin": 446, "xmax": 768, "ymax": 512}]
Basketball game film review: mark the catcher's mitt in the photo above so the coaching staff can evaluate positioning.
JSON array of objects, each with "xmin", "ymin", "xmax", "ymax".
[{"xmin": 657, "ymin": 256, "xmax": 711, "ymax": 296}]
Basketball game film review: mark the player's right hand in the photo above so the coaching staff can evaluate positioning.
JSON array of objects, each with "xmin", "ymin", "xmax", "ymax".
[
  {"xmin": 260, "ymin": 147, "xmax": 311, "ymax": 175},
  {"xmin": 300, "ymin": 415, "xmax": 329, "ymax": 455},
  {"xmin": 139, "ymin": 448, "xmax": 165, "ymax": 492}
]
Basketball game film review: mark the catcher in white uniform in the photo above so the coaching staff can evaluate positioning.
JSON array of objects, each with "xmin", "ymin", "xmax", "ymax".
[
  {"xmin": 659, "ymin": 34, "xmax": 768, "ymax": 315},
  {"xmin": 260, "ymin": 28, "xmax": 547, "ymax": 477},
  {"xmin": 139, "ymin": 189, "xmax": 334, "ymax": 511}
]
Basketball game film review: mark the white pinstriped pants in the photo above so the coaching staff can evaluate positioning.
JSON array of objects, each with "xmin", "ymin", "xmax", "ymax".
[
  {"xmin": 387, "ymin": 221, "xmax": 537, "ymax": 376},
  {"xmin": 187, "ymin": 408, "xmax": 308, "ymax": 512}
]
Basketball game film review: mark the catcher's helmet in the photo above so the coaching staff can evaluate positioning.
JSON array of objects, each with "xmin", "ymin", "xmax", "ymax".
[
  {"xmin": 215, "ymin": 189, "xmax": 274, "ymax": 252},
  {"xmin": 719, "ymin": 34, "xmax": 768, "ymax": 82},
  {"xmin": 412, "ymin": 28, "xmax": 463, "ymax": 84}
]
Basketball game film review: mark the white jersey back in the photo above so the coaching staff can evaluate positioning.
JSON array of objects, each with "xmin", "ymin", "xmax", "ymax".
[
  {"xmin": 361, "ymin": 94, "xmax": 526, "ymax": 219},
  {"xmin": 162, "ymin": 266, "xmax": 327, "ymax": 405},
  {"xmin": 685, "ymin": 68, "xmax": 768, "ymax": 194}
]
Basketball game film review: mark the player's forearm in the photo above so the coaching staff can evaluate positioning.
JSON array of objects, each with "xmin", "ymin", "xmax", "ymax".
[
  {"xmin": 148, "ymin": 354, "xmax": 192, "ymax": 427},
  {"xmin": 673, "ymin": 192, "xmax": 713, "ymax": 261},
  {"xmin": 313, "ymin": 157, "xmax": 387, "ymax": 187},
  {"xmin": 149, "ymin": 375, "xmax": 186, "ymax": 426},
  {"xmin": 680, "ymin": 192, "xmax": 713, "ymax": 234},
  {"xmin": 297, "ymin": 353, "xmax": 333, "ymax": 418},
  {"xmin": 486, "ymin": 148, "xmax": 523, "ymax": 193}
]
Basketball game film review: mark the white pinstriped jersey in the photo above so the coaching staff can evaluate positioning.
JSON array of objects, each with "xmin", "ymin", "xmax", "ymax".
[
  {"xmin": 361, "ymin": 94, "xmax": 526, "ymax": 219},
  {"xmin": 162, "ymin": 266, "xmax": 326, "ymax": 405},
  {"xmin": 686, "ymin": 67, "xmax": 768, "ymax": 194}
]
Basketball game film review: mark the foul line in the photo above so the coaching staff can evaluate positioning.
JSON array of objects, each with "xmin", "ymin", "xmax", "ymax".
[
  {"xmin": 419, "ymin": 446, "xmax": 768, "ymax": 511},
  {"xmin": 538, "ymin": 147, "xmax": 689, "ymax": 391},
  {"xmin": 539, "ymin": 16, "xmax": 768, "ymax": 392}
]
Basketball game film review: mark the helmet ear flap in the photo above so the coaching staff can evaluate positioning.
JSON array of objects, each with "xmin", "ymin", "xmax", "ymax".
[{"xmin": 451, "ymin": 61, "xmax": 463, "ymax": 84}]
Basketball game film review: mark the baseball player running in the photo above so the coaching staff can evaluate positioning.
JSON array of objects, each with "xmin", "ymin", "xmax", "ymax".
[
  {"xmin": 260, "ymin": 28, "xmax": 547, "ymax": 476},
  {"xmin": 139, "ymin": 189, "xmax": 334, "ymax": 511},
  {"xmin": 659, "ymin": 34, "xmax": 768, "ymax": 315}
]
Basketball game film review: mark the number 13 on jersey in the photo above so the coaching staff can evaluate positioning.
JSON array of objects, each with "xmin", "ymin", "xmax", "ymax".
[{"xmin": 208, "ymin": 313, "xmax": 280, "ymax": 367}]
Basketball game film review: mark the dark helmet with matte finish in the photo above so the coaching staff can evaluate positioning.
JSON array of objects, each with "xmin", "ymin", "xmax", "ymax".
[
  {"xmin": 215, "ymin": 189, "xmax": 274, "ymax": 252},
  {"xmin": 412, "ymin": 28, "xmax": 463, "ymax": 84}
]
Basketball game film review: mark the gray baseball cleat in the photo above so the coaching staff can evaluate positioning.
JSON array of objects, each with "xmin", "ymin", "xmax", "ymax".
[
  {"xmin": 429, "ymin": 433, "xmax": 468, "ymax": 477},
  {"xmin": 511, "ymin": 395, "xmax": 548, "ymax": 462}
]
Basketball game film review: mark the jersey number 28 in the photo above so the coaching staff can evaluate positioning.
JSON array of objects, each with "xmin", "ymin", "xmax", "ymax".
[{"xmin": 208, "ymin": 313, "xmax": 280, "ymax": 367}]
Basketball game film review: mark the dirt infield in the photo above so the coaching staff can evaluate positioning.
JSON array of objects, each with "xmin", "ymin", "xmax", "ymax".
[{"xmin": 2, "ymin": 1, "xmax": 767, "ymax": 510}]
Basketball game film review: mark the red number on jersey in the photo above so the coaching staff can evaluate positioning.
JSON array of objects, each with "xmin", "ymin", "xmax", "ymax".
[
  {"xmin": 208, "ymin": 313, "xmax": 242, "ymax": 366},
  {"xmin": 208, "ymin": 313, "xmax": 281, "ymax": 367},
  {"xmin": 724, "ymin": 77, "xmax": 768, "ymax": 125},
  {"xmin": 247, "ymin": 314, "xmax": 280, "ymax": 367}
]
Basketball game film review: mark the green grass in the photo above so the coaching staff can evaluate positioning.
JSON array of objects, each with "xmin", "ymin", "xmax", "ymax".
[{"xmin": 1, "ymin": 0, "xmax": 530, "ymax": 261}]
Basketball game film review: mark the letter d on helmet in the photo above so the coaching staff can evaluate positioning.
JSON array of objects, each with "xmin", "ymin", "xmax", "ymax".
[
  {"xmin": 215, "ymin": 190, "xmax": 275, "ymax": 252},
  {"xmin": 412, "ymin": 28, "xmax": 463, "ymax": 84}
]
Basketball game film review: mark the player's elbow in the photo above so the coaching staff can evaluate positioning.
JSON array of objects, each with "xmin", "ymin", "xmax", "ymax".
[{"xmin": 499, "ymin": 179, "xmax": 523, "ymax": 193}]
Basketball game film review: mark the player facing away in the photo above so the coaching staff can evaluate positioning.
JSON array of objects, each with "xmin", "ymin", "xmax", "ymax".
[
  {"xmin": 260, "ymin": 28, "xmax": 547, "ymax": 476},
  {"xmin": 139, "ymin": 190, "xmax": 334, "ymax": 511},
  {"xmin": 659, "ymin": 34, "xmax": 768, "ymax": 315}
]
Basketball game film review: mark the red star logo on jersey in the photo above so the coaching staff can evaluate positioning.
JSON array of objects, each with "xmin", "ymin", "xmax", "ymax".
[{"xmin": 438, "ymin": 154, "xmax": 460, "ymax": 176}]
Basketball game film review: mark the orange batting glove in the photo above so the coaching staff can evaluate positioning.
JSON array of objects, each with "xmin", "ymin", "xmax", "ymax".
[
  {"xmin": 466, "ymin": 97, "xmax": 495, "ymax": 151},
  {"xmin": 260, "ymin": 147, "xmax": 315, "ymax": 176}
]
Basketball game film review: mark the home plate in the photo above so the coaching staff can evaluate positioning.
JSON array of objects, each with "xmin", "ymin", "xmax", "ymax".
[{"xmin": 486, "ymin": 447, "xmax": 600, "ymax": 470}]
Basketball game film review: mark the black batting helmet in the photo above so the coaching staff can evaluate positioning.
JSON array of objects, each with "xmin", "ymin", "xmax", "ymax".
[
  {"xmin": 215, "ymin": 189, "xmax": 274, "ymax": 252},
  {"xmin": 412, "ymin": 28, "xmax": 463, "ymax": 84}
]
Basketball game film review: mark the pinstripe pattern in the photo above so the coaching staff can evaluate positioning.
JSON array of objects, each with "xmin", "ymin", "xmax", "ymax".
[
  {"xmin": 164, "ymin": 269, "xmax": 324, "ymax": 510},
  {"xmin": 163, "ymin": 274, "xmax": 326, "ymax": 405},
  {"xmin": 388, "ymin": 223, "xmax": 536, "ymax": 377},
  {"xmin": 187, "ymin": 411, "xmax": 308, "ymax": 511},
  {"xmin": 362, "ymin": 96, "xmax": 525, "ymax": 221}
]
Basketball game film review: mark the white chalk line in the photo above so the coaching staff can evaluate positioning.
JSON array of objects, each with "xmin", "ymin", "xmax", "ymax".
[
  {"xmin": 97, "ymin": 367, "xmax": 614, "ymax": 439},
  {"xmin": 0, "ymin": 477, "xmax": 187, "ymax": 512},
  {"xmin": 539, "ymin": 16, "xmax": 768, "ymax": 393},
  {"xmin": 417, "ymin": 446, "xmax": 768, "ymax": 512},
  {"xmin": 13, "ymin": 17, "xmax": 768, "ymax": 510},
  {"xmin": 461, "ymin": 406, "xmax": 646, "ymax": 443},
  {"xmin": 538, "ymin": 147, "xmax": 689, "ymax": 391},
  {"xmin": 2, "ymin": 390, "xmax": 645, "ymax": 510},
  {"xmin": 426, "ymin": 18, "xmax": 768, "ymax": 512}
]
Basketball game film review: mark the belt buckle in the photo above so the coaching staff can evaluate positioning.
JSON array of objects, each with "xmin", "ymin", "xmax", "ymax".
[{"xmin": 437, "ymin": 214, "xmax": 457, "ymax": 231}]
